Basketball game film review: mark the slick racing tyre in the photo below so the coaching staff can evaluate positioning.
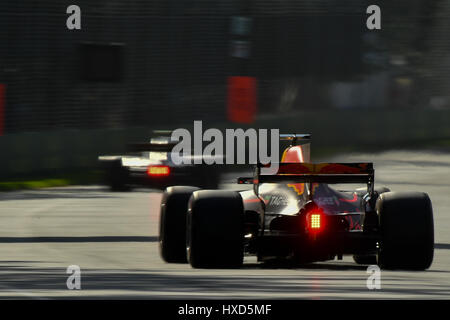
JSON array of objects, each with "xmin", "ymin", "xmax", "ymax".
[
  {"xmin": 107, "ymin": 160, "xmax": 130, "ymax": 191},
  {"xmin": 159, "ymin": 186, "xmax": 200, "ymax": 263},
  {"xmin": 376, "ymin": 192, "xmax": 434, "ymax": 270},
  {"xmin": 187, "ymin": 190, "xmax": 244, "ymax": 268}
]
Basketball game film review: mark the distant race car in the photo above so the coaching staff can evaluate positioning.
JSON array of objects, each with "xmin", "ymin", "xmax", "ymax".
[
  {"xmin": 98, "ymin": 132, "xmax": 221, "ymax": 191},
  {"xmin": 159, "ymin": 134, "xmax": 434, "ymax": 270}
]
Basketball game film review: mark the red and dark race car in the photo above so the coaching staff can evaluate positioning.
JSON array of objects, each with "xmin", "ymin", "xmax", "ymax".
[
  {"xmin": 98, "ymin": 133, "xmax": 221, "ymax": 191},
  {"xmin": 159, "ymin": 134, "xmax": 434, "ymax": 270}
]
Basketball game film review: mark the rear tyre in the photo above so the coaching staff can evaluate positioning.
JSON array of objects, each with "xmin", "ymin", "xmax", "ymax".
[
  {"xmin": 187, "ymin": 190, "xmax": 244, "ymax": 268},
  {"xmin": 106, "ymin": 160, "xmax": 130, "ymax": 191},
  {"xmin": 159, "ymin": 186, "xmax": 200, "ymax": 263},
  {"xmin": 376, "ymin": 192, "xmax": 434, "ymax": 270}
]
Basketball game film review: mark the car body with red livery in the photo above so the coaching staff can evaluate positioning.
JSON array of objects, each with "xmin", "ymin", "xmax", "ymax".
[{"xmin": 159, "ymin": 134, "xmax": 434, "ymax": 270}]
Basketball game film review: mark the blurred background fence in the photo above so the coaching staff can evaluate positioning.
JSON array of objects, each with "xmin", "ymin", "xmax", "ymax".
[{"xmin": 1, "ymin": 0, "xmax": 450, "ymax": 178}]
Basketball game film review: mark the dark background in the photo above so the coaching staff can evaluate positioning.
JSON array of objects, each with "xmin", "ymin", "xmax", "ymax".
[
  {"xmin": 0, "ymin": 0, "xmax": 449, "ymax": 179},
  {"xmin": 1, "ymin": 0, "xmax": 446, "ymax": 132}
]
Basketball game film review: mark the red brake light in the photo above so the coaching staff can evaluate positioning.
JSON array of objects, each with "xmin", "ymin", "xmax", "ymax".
[
  {"xmin": 306, "ymin": 209, "xmax": 325, "ymax": 232},
  {"xmin": 310, "ymin": 214, "xmax": 321, "ymax": 229},
  {"xmin": 147, "ymin": 165, "xmax": 170, "ymax": 177}
]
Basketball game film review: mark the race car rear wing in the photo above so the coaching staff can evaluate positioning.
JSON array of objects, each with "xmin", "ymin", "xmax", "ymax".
[
  {"xmin": 238, "ymin": 162, "xmax": 375, "ymax": 197},
  {"xmin": 279, "ymin": 133, "xmax": 311, "ymax": 145},
  {"xmin": 259, "ymin": 162, "xmax": 373, "ymax": 183}
]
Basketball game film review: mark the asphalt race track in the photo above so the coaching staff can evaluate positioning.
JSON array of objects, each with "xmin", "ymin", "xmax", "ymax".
[{"xmin": 0, "ymin": 150, "xmax": 449, "ymax": 299}]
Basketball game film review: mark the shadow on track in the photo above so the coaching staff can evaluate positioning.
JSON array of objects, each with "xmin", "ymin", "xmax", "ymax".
[
  {"xmin": 0, "ymin": 236, "xmax": 157, "ymax": 243},
  {"xmin": 251, "ymin": 261, "xmax": 368, "ymax": 271},
  {"xmin": 435, "ymin": 243, "xmax": 450, "ymax": 250},
  {"xmin": 1, "ymin": 265, "xmax": 450, "ymax": 299},
  {"xmin": 0, "ymin": 190, "xmax": 117, "ymax": 201}
]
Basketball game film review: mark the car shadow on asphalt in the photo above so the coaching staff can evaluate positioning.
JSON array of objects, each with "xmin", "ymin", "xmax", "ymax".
[
  {"xmin": 243, "ymin": 261, "xmax": 368, "ymax": 271},
  {"xmin": 434, "ymin": 243, "xmax": 450, "ymax": 250},
  {"xmin": 1, "ymin": 265, "xmax": 450, "ymax": 299},
  {"xmin": 0, "ymin": 236, "xmax": 158, "ymax": 243},
  {"xmin": 0, "ymin": 190, "xmax": 117, "ymax": 201}
]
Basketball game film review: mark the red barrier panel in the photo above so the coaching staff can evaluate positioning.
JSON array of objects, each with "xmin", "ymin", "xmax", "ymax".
[
  {"xmin": 0, "ymin": 84, "xmax": 4, "ymax": 136},
  {"xmin": 227, "ymin": 76, "xmax": 257, "ymax": 124}
]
